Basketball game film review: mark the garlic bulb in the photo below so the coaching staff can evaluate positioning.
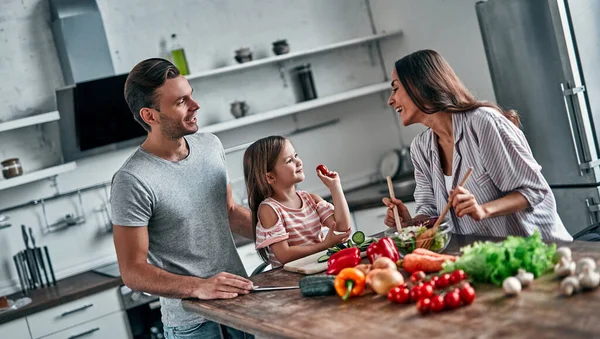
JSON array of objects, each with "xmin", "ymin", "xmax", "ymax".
[
  {"xmin": 578, "ymin": 266, "xmax": 600, "ymax": 290},
  {"xmin": 560, "ymin": 276, "xmax": 580, "ymax": 296},
  {"xmin": 576, "ymin": 258, "xmax": 597, "ymax": 275},
  {"xmin": 554, "ymin": 257, "xmax": 576, "ymax": 278},
  {"xmin": 555, "ymin": 247, "xmax": 572, "ymax": 262},
  {"xmin": 515, "ymin": 269, "xmax": 534, "ymax": 287},
  {"xmin": 503, "ymin": 277, "xmax": 522, "ymax": 296}
]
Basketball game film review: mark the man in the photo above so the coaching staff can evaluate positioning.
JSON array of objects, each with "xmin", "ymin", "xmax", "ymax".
[{"xmin": 111, "ymin": 58, "xmax": 254, "ymax": 339}]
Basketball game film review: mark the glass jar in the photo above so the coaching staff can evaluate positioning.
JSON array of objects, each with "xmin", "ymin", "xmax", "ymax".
[{"xmin": 1, "ymin": 158, "xmax": 23, "ymax": 179}]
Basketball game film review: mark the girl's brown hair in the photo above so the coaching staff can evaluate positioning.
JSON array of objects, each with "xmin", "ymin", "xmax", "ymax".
[
  {"xmin": 394, "ymin": 49, "xmax": 519, "ymax": 127},
  {"xmin": 243, "ymin": 135, "xmax": 288, "ymax": 262}
]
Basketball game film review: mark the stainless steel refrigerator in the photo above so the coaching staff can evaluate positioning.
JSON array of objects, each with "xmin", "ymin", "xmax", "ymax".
[{"xmin": 476, "ymin": 0, "xmax": 600, "ymax": 235}]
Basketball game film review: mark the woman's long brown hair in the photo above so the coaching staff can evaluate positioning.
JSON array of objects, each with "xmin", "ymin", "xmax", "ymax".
[
  {"xmin": 243, "ymin": 136, "xmax": 288, "ymax": 262},
  {"xmin": 394, "ymin": 49, "xmax": 519, "ymax": 127}
]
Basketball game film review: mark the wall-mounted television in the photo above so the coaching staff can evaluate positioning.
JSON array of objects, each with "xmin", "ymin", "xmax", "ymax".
[{"xmin": 57, "ymin": 74, "xmax": 146, "ymax": 162}]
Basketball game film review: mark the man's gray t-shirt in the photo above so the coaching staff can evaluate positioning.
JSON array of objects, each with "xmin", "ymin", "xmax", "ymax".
[{"xmin": 110, "ymin": 133, "xmax": 246, "ymax": 327}]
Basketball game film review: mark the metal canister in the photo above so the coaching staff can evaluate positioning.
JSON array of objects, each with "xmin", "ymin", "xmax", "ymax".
[{"xmin": 293, "ymin": 64, "xmax": 318, "ymax": 101}]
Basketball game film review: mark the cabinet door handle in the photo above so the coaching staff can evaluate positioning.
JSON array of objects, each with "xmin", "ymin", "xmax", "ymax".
[
  {"xmin": 60, "ymin": 304, "xmax": 93, "ymax": 317},
  {"xmin": 67, "ymin": 327, "xmax": 100, "ymax": 339}
]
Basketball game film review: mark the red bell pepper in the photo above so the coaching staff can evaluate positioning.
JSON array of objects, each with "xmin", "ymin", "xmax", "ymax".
[
  {"xmin": 366, "ymin": 237, "xmax": 400, "ymax": 264},
  {"xmin": 326, "ymin": 248, "xmax": 361, "ymax": 275}
]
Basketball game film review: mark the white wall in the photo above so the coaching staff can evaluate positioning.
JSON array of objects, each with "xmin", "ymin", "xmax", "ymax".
[
  {"xmin": 370, "ymin": 0, "xmax": 497, "ymax": 145},
  {"xmin": 0, "ymin": 0, "xmax": 496, "ymax": 296}
]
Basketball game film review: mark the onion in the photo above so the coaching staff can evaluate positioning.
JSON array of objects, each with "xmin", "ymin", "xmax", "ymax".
[
  {"xmin": 367, "ymin": 269, "xmax": 404, "ymax": 295},
  {"xmin": 372, "ymin": 257, "xmax": 398, "ymax": 271}
]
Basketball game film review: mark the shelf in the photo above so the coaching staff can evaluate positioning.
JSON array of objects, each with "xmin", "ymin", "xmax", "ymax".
[
  {"xmin": 185, "ymin": 30, "xmax": 403, "ymax": 81},
  {"xmin": 0, "ymin": 162, "xmax": 77, "ymax": 191},
  {"xmin": 0, "ymin": 111, "xmax": 60, "ymax": 133},
  {"xmin": 198, "ymin": 82, "xmax": 390, "ymax": 134}
]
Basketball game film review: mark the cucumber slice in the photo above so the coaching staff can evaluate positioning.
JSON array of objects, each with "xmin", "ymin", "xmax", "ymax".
[
  {"xmin": 352, "ymin": 231, "xmax": 366, "ymax": 244},
  {"xmin": 347, "ymin": 240, "xmax": 353, "ymax": 248},
  {"xmin": 317, "ymin": 254, "xmax": 330, "ymax": 263}
]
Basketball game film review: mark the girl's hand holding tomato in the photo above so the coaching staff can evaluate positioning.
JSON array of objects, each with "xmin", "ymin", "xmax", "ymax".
[{"xmin": 316, "ymin": 164, "xmax": 341, "ymax": 190}]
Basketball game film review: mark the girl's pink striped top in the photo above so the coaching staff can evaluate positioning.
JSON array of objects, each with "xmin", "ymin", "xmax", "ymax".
[{"xmin": 255, "ymin": 190, "xmax": 335, "ymax": 267}]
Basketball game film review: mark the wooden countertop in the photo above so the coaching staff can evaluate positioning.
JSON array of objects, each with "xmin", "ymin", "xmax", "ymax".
[
  {"xmin": 183, "ymin": 234, "xmax": 598, "ymax": 339},
  {"xmin": 0, "ymin": 271, "xmax": 122, "ymax": 325}
]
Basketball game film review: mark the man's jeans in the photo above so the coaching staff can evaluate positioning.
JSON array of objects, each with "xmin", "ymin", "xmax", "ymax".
[{"xmin": 164, "ymin": 321, "xmax": 253, "ymax": 339}]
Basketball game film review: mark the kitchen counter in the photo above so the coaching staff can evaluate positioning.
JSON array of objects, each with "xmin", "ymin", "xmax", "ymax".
[
  {"xmin": 182, "ymin": 235, "xmax": 593, "ymax": 339},
  {"xmin": 0, "ymin": 271, "xmax": 122, "ymax": 325}
]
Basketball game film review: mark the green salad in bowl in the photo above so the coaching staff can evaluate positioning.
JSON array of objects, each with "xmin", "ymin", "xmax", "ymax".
[{"xmin": 384, "ymin": 216, "xmax": 452, "ymax": 254}]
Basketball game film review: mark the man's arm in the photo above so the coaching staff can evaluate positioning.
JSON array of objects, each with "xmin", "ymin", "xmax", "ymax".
[
  {"xmin": 226, "ymin": 184, "xmax": 254, "ymax": 239},
  {"xmin": 113, "ymin": 225, "xmax": 253, "ymax": 299}
]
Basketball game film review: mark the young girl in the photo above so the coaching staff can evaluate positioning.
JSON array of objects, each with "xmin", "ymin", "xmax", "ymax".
[{"xmin": 243, "ymin": 136, "xmax": 352, "ymax": 267}]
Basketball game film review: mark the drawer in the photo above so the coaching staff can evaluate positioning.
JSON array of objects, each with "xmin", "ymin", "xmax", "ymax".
[
  {"xmin": 0, "ymin": 318, "xmax": 31, "ymax": 339},
  {"xmin": 28, "ymin": 288, "xmax": 121, "ymax": 339},
  {"xmin": 38, "ymin": 311, "xmax": 131, "ymax": 339},
  {"xmin": 353, "ymin": 206, "xmax": 388, "ymax": 237}
]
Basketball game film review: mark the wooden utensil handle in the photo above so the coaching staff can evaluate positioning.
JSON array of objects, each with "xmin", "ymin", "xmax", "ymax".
[
  {"xmin": 432, "ymin": 167, "xmax": 474, "ymax": 230},
  {"xmin": 386, "ymin": 176, "xmax": 403, "ymax": 231}
]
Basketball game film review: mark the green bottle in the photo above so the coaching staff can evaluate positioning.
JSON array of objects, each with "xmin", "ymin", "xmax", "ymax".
[{"xmin": 170, "ymin": 34, "xmax": 190, "ymax": 75}]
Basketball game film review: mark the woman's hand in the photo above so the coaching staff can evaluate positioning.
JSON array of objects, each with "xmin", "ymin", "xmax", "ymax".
[
  {"xmin": 382, "ymin": 197, "xmax": 412, "ymax": 228},
  {"xmin": 451, "ymin": 186, "xmax": 489, "ymax": 221},
  {"xmin": 317, "ymin": 168, "xmax": 341, "ymax": 190}
]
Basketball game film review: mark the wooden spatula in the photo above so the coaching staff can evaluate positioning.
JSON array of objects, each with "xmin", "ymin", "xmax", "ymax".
[
  {"xmin": 386, "ymin": 176, "xmax": 403, "ymax": 233},
  {"xmin": 417, "ymin": 167, "xmax": 473, "ymax": 249}
]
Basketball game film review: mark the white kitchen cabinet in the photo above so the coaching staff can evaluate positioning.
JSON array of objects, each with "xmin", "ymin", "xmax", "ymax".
[
  {"xmin": 40, "ymin": 311, "xmax": 130, "ymax": 339},
  {"xmin": 237, "ymin": 243, "xmax": 269, "ymax": 276},
  {"xmin": 353, "ymin": 201, "xmax": 418, "ymax": 237},
  {"xmin": 27, "ymin": 287, "xmax": 122, "ymax": 339},
  {"xmin": 0, "ymin": 318, "xmax": 31, "ymax": 339}
]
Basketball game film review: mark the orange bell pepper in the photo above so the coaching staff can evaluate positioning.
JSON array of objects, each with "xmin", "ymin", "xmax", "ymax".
[{"xmin": 334, "ymin": 267, "xmax": 366, "ymax": 301}]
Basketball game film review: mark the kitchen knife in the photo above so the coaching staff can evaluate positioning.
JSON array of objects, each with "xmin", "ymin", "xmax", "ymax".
[
  {"xmin": 21, "ymin": 225, "xmax": 39, "ymax": 288},
  {"xmin": 18, "ymin": 252, "xmax": 32, "ymax": 291},
  {"xmin": 13, "ymin": 255, "xmax": 26, "ymax": 295},
  {"xmin": 44, "ymin": 246, "xmax": 57, "ymax": 285},
  {"xmin": 35, "ymin": 247, "xmax": 50, "ymax": 287},
  {"xmin": 250, "ymin": 286, "xmax": 300, "ymax": 292},
  {"xmin": 28, "ymin": 227, "xmax": 46, "ymax": 287}
]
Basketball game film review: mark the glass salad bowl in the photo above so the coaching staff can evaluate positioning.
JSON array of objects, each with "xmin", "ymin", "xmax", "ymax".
[{"xmin": 384, "ymin": 216, "xmax": 453, "ymax": 254}]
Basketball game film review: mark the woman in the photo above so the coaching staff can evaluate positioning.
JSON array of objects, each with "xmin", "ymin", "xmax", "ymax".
[{"xmin": 383, "ymin": 49, "xmax": 572, "ymax": 241}]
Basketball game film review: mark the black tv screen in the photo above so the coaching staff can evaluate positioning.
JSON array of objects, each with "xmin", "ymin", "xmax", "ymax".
[{"xmin": 73, "ymin": 74, "xmax": 146, "ymax": 151}]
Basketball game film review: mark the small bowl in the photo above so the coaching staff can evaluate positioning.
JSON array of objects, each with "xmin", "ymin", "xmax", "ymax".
[{"xmin": 384, "ymin": 216, "xmax": 452, "ymax": 254}]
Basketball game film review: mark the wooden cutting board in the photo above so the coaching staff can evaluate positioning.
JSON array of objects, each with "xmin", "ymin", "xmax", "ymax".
[{"xmin": 283, "ymin": 251, "xmax": 367, "ymax": 275}]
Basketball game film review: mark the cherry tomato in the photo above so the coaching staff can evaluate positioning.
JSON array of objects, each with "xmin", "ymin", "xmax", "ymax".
[
  {"xmin": 416, "ymin": 298, "xmax": 431, "ymax": 314},
  {"xmin": 316, "ymin": 164, "xmax": 335, "ymax": 178},
  {"xmin": 410, "ymin": 271, "xmax": 426, "ymax": 283},
  {"xmin": 429, "ymin": 276, "xmax": 439, "ymax": 289},
  {"xmin": 444, "ymin": 291, "xmax": 462, "ymax": 309},
  {"xmin": 437, "ymin": 273, "xmax": 451, "ymax": 289},
  {"xmin": 410, "ymin": 284, "xmax": 424, "ymax": 302},
  {"xmin": 430, "ymin": 295, "xmax": 445, "ymax": 312},
  {"xmin": 459, "ymin": 284, "xmax": 476, "ymax": 305},
  {"xmin": 419, "ymin": 284, "xmax": 434, "ymax": 299},
  {"xmin": 450, "ymin": 270, "xmax": 467, "ymax": 284},
  {"xmin": 388, "ymin": 286, "xmax": 411, "ymax": 304}
]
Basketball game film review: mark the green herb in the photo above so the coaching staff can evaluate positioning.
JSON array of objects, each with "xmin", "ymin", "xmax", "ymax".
[{"xmin": 442, "ymin": 230, "xmax": 556, "ymax": 286}]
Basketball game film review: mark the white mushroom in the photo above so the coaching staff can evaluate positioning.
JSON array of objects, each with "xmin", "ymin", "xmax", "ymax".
[
  {"xmin": 555, "ymin": 247, "xmax": 572, "ymax": 263},
  {"xmin": 578, "ymin": 266, "xmax": 600, "ymax": 290},
  {"xmin": 515, "ymin": 269, "xmax": 534, "ymax": 287},
  {"xmin": 554, "ymin": 257, "xmax": 576, "ymax": 277},
  {"xmin": 560, "ymin": 276, "xmax": 580, "ymax": 296},
  {"xmin": 503, "ymin": 277, "xmax": 522, "ymax": 296},
  {"xmin": 576, "ymin": 258, "xmax": 597, "ymax": 275}
]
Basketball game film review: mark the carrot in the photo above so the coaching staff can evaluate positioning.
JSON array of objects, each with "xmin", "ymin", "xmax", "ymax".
[
  {"xmin": 412, "ymin": 248, "xmax": 457, "ymax": 262},
  {"xmin": 402, "ymin": 253, "xmax": 449, "ymax": 273}
]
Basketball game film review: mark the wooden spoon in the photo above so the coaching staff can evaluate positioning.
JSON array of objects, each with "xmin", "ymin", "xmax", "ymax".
[
  {"xmin": 417, "ymin": 167, "xmax": 473, "ymax": 249},
  {"xmin": 386, "ymin": 176, "xmax": 403, "ymax": 233}
]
